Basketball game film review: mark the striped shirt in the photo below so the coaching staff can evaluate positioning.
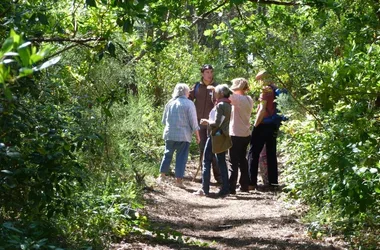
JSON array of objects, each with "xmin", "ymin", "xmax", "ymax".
[{"xmin": 162, "ymin": 96, "xmax": 200, "ymax": 142}]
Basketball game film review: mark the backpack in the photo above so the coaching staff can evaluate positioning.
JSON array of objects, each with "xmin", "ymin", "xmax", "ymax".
[
  {"xmin": 194, "ymin": 82, "xmax": 200, "ymax": 98},
  {"xmin": 193, "ymin": 81, "xmax": 217, "ymax": 98},
  {"xmin": 262, "ymin": 85, "xmax": 288, "ymax": 127}
]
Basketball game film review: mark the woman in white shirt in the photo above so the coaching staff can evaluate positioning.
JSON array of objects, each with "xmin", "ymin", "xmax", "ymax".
[{"xmin": 228, "ymin": 78, "xmax": 254, "ymax": 194}]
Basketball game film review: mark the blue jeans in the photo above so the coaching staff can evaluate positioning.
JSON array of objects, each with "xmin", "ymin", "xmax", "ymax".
[
  {"xmin": 202, "ymin": 136, "xmax": 229, "ymax": 195},
  {"xmin": 159, "ymin": 140, "xmax": 190, "ymax": 178}
]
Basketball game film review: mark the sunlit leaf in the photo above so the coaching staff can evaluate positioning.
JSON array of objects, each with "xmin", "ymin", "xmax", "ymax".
[
  {"xmin": 3, "ymin": 52, "xmax": 18, "ymax": 57},
  {"xmin": 18, "ymin": 42, "xmax": 32, "ymax": 50},
  {"xmin": 19, "ymin": 67, "xmax": 34, "ymax": 77},
  {"xmin": 35, "ymin": 56, "xmax": 61, "ymax": 71},
  {"xmin": 369, "ymin": 168, "xmax": 378, "ymax": 174},
  {"xmin": 18, "ymin": 44, "xmax": 31, "ymax": 66},
  {"xmin": 10, "ymin": 30, "xmax": 20, "ymax": 45},
  {"xmin": 30, "ymin": 54, "xmax": 44, "ymax": 64},
  {"xmin": 2, "ymin": 59, "xmax": 14, "ymax": 64}
]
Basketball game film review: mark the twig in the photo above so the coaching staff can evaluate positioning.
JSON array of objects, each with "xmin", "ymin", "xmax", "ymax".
[
  {"xmin": 127, "ymin": 0, "xmax": 229, "ymax": 64},
  {"xmin": 29, "ymin": 37, "xmax": 106, "ymax": 43}
]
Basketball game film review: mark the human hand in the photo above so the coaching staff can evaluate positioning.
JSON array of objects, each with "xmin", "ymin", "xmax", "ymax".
[
  {"xmin": 207, "ymin": 85, "xmax": 215, "ymax": 91},
  {"xmin": 200, "ymin": 119, "xmax": 209, "ymax": 125}
]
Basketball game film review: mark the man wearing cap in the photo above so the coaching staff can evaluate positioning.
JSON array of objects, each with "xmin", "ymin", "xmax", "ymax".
[
  {"xmin": 189, "ymin": 64, "xmax": 222, "ymax": 184},
  {"xmin": 228, "ymin": 78, "xmax": 254, "ymax": 194},
  {"xmin": 247, "ymin": 70, "xmax": 279, "ymax": 189}
]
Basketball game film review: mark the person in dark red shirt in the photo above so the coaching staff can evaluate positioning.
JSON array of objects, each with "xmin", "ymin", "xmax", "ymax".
[
  {"xmin": 247, "ymin": 70, "xmax": 279, "ymax": 189},
  {"xmin": 189, "ymin": 64, "xmax": 222, "ymax": 184}
]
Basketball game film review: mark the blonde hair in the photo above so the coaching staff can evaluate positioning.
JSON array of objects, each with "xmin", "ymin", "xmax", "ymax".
[{"xmin": 231, "ymin": 78, "xmax": 249, "ymax": 91}]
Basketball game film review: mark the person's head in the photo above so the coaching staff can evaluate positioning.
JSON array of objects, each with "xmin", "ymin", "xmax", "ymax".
[
  {"xmin": 230, "ymin": 78, "xmax": 249, "ymax": 93},
  {"xmin": 200, "ymin": 64, "xmax": 214, "ymax": 84},
  {"xmin": 172, "ymin": 83, "xmax": 190, "ymax": 98},
  {"xmin": 255, "ymin": 70, "xmax": 271, "ymax": 86},
  {"xmin": 214, "ymin": 84, "xmax": 232, "ymax": 99}
]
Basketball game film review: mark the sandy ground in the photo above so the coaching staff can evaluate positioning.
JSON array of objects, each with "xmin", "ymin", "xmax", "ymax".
[{"xmin": 112, "ymin": 160, "xmax": 348, "ymax": 250}]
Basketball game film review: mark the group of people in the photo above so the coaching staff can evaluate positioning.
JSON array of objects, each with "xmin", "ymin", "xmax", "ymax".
[{"xmin": 158, "ymin": 64, "xmax": 280, "ymax": 197}]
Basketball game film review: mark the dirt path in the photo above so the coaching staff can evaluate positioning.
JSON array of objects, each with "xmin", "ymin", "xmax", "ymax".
[{"xmin": 113, "ymin": 160, "xmax": 347, "ymax": 250}]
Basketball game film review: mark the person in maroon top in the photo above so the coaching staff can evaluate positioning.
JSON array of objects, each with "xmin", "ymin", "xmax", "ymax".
[
  {"xmin": 188, "ymin": 64, "xmax": 222, "ymax": 184},
  {"xmin": 247, "ymin": 70, "xmax": 279, "ymax": 189}
]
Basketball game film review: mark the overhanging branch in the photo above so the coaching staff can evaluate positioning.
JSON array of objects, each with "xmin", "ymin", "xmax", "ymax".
[
  {"xmin": 247, "ymin": 0, "xmax": 300, "ymax": 6},
  {"xmin": 29, "ymin": 37, "xmax": 106, "ymax": 43},
  {"xmin": 128, "ymin": 0, "xmax": 229, "ymax": 64}
]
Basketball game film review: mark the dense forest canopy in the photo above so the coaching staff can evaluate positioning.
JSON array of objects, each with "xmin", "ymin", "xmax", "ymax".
[{"xmin": 0, "ymin": 0, "xmax": 379, "ymax": 249}]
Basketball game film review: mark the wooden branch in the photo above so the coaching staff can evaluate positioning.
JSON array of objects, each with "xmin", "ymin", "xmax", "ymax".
[
  {"xmin": 48, "ymin": 43, "xmax": 79, "ymax": 59},
  {"xmin": 247, "ymin": 0, "xmax": 300, "ymax": 6},
  {"xmin": 28, "ymin": 37, "xmax": 106, "ymax": 43},
  {"xmin": 128, "ymin": 0, "xmax": 229, "ymax": 64}
]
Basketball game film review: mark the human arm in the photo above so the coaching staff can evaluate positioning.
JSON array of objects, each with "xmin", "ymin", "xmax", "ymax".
[
  {"xmin": 195, "ymin": 130, "xmax": 200, "ymax": 144},
  {"xmin": 162, "ymin": 103, "xmax": 169, "ymax": 125},
  {"xmin": 207, "ymin": 85, "xmax": 215, "ymax": 91},
  {"xmin": 188, "ymin": 83, "xmax": 197, "ymax": 101},
  {"xmin": 188, "ymin": 100, "xmax": 201, "ymax": 143},
  {"xmin": 253, "ymin": 100, "xmax": 267, "ymax": 127}
]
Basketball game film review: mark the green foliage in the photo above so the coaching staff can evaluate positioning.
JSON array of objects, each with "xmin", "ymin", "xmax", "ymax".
[{"xmin": 1, "ymin": 0, "xmax": 380, "ymax": 249}]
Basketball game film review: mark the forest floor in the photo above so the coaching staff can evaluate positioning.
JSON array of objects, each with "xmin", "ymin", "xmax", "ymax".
[{"xmin": 112, "ymin": 158, "xmax": 349, "ymax": 250}]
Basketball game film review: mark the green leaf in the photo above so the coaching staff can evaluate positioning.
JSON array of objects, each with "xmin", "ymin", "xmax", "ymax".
[
  {"xmin": 369, "ymin": 168, "xmax": 378, "ymax": 174},
  {"xmin": 86, "ymin": 0, "xmax": 97, "ymax": 7},
  {"xmin": 18, "ymin": 42, "xmax": 31, "ymax": 50},
  {"xmin": 203, "ymin": 30, "xmax": 213, "ymax": 36},
  {"xmin": 123, "ymin": 19, "xmax": 133, "ymax": 33},
  {"xmin": 2, "ymin": 59, "xmax": 15, "ymax": 64},
  {"xmin": 19, "ymin": 67, "xmax": 34, "ymax": 77},
  {"xmin": 35, "ymin": 56, "xmax": 61, "ymax": 71},
  {"xmin": 30, "ymin": 54, "xmax": 44, "ymax": 64},
  {"xmin": 107, "ymin": 41, "xmax": 116, "ymax": 57},
  {"xmin": 37, "ymin": 13, "xmax": 49, "ymax": 25},
  {"xmin": 2, "ymin": 222, "xmax": 23, "ymax": 234},
  {"xmin": 18, "ymin": 43, "xmax": 31, "ymax": 66},
  {"xmin": 1, "ymin": 37, "xmax": 14, "ymax": 54},
  {"xmin": 9, "ymin": 30, "xmax": 21, "ymax": 45},
  {"xmin": 4, "ymin": 87, "xmax": 12, "ymax": 100},
  {"xmin": 3, "ymin": 52, "xmax": 18, "ymax": 57},
  {"xmin": 1, "ymin": 170, "xmax": 13, "ymax": 174}
]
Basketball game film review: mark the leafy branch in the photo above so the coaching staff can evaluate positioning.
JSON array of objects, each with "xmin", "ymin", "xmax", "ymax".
[
  {"xmin": 255, "ymin": 51, "xmax": 326, "ymax": 129},
  {"xmin": 128, "ymin": 0, "xmax": 229, "ymax": 64}
]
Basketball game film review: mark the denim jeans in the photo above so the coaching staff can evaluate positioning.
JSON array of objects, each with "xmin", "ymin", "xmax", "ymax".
[
  {"xmin": 202, "ymin": 136, "xmax": 229, "ymax": 195},
  {"xmin": 198, "ymin": 122, "xmax": 221, "ymax": 182},
  {"xmin": 159, "ymin": 140, "xmax": 190, "ymax": 178}
]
